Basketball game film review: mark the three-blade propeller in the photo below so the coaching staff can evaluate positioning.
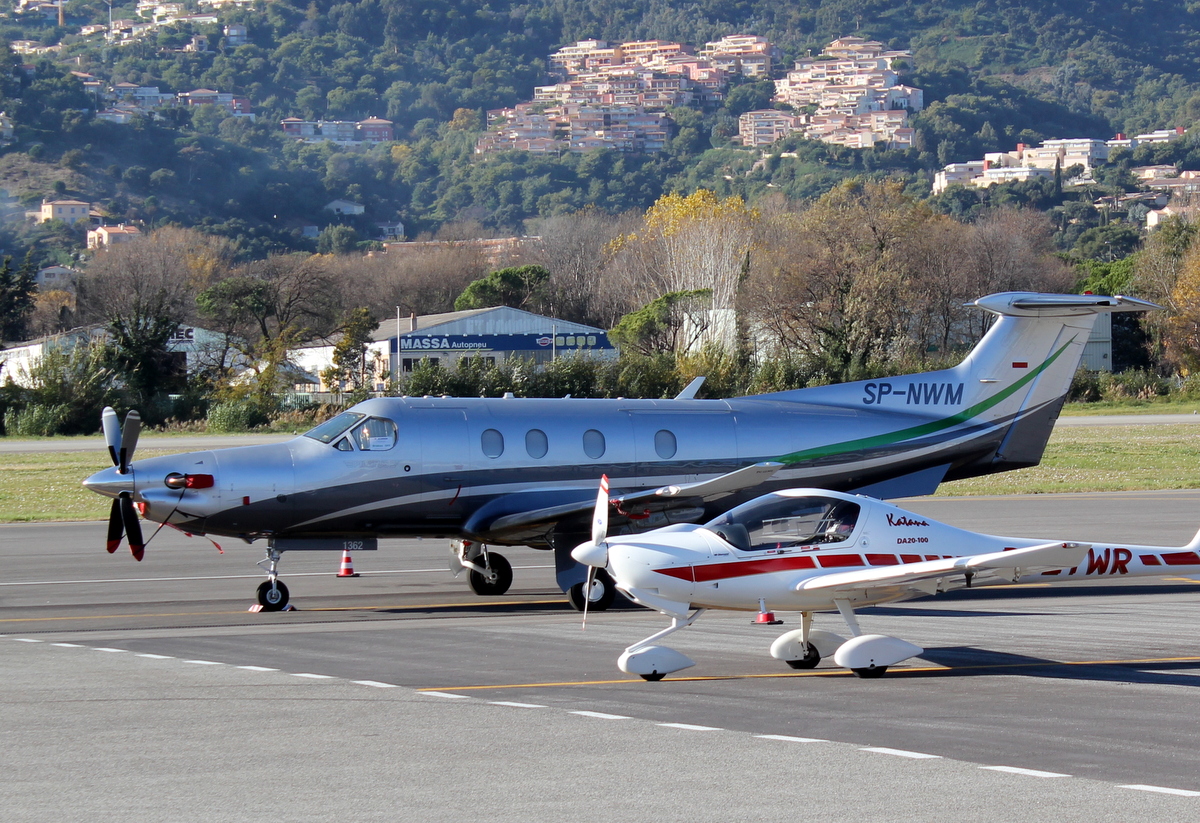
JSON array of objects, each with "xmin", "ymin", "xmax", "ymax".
[{"xmin": 101, "ymin": 406, "xmax": 145, "ymax": 561}]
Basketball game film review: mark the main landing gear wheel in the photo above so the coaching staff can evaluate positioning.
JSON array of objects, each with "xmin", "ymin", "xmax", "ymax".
[
  {"xmin": 641, "ymin": 671, "xmax": 666, "ymax": 682},
  {"xmin": 468, "ymin": 552, "xmax": 513, "ymax": 596},
  {"xmin": 785, "ymin": 644, "xmax": 821, "ymax": 670},
  {"xmin": 567, "ymin": 569, "xmax": 616, "ymax": 612},
  {"xmin": 256, "ymin": 579, "xmax": 289, "ymax": 611},
  {"xmin": 851, "ymin": 665, "xmax": 887, "ymax": 679}
]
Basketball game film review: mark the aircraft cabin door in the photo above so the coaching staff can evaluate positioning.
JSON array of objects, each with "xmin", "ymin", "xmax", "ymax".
[{"xmin": 413, "ymin": 407, "xmax": 470, "ymax": 523}]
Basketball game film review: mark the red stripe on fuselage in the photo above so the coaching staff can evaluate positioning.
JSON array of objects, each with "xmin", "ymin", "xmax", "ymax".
[
  {"xmin": 656, "ymin": 555, "xmax": 820, "ymax": 583},
  {"xmin": 816, "ymin": 554, "xmax": 864, "ymax": 568},
  {"xmin": 1141, "ymin": 554, "xmax": 1161, "ymax": 566},
  {"xmin": 1161, "ymin": 551, "xmax": 1200, "ymax": 566}
]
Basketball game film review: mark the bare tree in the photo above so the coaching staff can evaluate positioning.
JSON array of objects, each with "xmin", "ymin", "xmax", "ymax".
[
  {"xmin": 76, "ymin": 227, "xmax": 235, "ymax": 404},
  {"xmin": 527, "ymin": 208, "xmax": 630, "ymax": 326},
  {"xmin": 741, "ymin": 186, "xmax": 1074, "ymax": 380}
]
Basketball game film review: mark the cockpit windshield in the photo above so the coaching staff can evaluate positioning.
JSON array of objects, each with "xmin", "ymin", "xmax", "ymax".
[
  {"xmin": 304, "ymin": 412, "xmax": 366, "ymax": 444},
  {"xmin": 704, "ymin": 494, "xmax": 860, "ymax": 552}
]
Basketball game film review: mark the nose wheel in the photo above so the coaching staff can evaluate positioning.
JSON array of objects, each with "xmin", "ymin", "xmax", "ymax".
[
  {"xmin": 254, "ymin": 547, "xmax": 290, "ymax": 611},
  {"xmin": 255, "ymin": 579, "xmax": 290, "ymax": 611}
]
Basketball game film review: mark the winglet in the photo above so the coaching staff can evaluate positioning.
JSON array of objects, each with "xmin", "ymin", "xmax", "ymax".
[{"xmin": 674, "ymin": 376, "xmax": 706, "ymax": 400}]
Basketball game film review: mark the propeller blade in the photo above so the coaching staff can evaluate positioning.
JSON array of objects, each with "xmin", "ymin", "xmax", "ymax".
[
  {"xmin": 581, "ymin": 565, "xmax": 595, "ymax": 631},
  {"xmin": 591, "ymin": 474, "xmax": 609, "ymax": 548},
  {"xmin": 106, "ymin": 497, "xmax": 124, "ymax": 553},
  {"xmin": 119, "ymin": 410, "xmax": 141, "ymax": 474},
  {"xmin": 120, "ymin": 494, "xmax": 145, "ymax": 561},
  {"xmin": 101, "ymin": 406, "xmax": 121, "ymax": 469}
]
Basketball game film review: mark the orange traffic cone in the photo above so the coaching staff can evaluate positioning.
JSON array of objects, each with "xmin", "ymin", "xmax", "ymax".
[{"xmin": 336, "ymin": 550, "xmax": 359, "ymax": 578}]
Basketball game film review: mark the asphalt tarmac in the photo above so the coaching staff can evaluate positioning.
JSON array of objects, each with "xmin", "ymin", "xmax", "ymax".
[{"xmin": 7, "ymin": 492, "xmax": 1200, "ymax": 820}]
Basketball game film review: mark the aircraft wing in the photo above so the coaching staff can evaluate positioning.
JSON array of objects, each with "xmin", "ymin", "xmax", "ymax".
[
  {"xmin": 795, "ymin": 541, "xmax": 1091, "ymax": 594},
  {"xmin": 476, "ymin": 462, "xmax": 784, "ymax": 545}
]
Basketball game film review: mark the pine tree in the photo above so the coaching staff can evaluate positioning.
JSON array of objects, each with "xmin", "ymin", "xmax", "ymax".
[{"xmin": 0, "ymin": 251, "xmax": 38, "ymax": 343}]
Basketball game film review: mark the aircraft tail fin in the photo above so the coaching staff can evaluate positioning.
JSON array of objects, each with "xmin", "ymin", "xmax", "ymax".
[
  {"xmin": 947, "ymin": 293, "xmax": 1159, "ymax": 473},
  {"xmin": 1183, "ymin": 526, "xmax": 1200, "ymax": 552}
]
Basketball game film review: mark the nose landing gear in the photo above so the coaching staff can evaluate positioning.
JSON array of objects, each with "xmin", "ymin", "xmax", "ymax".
[{"xmin": 254, "ymin": 547, "xmax": 290, "ymax": 611}]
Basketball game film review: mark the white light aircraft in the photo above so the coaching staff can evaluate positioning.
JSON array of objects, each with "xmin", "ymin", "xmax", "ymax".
[
  {"xmin": 83, "ymin": 292, "xmax": 1157, "ymax": 611},
  {"xmin": 572, "ymin": 483, "xmax": 1200, "ymax": 679}
]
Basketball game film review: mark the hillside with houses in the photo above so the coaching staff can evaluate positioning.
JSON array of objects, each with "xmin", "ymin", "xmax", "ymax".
[{"xmin": 0, "ymin": 1, "xmax": 1200, "ymax": 431}]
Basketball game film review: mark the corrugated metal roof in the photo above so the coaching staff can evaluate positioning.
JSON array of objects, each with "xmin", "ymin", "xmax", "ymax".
[{"xmin": 372, "ymin": 306, "xmax": 605, "ymax": 341}]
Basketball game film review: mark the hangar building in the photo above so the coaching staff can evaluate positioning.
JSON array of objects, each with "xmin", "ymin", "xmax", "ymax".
[{"xmin": 291, "ymin": 306, "xmax": 616, "ymax": 392}]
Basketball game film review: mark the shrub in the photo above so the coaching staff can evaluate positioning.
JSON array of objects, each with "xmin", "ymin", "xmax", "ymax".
[
  {"xmin": 1068, "ymin": 368, "xmax": 1102, "ymax": 403},
  {"xmin": 207, "ymin": 401, "xmax": 270, "ymax": 433},
  {"xmin": 1098, "ymin": 369, "xmax": 1169, "ymax": 401},
  {"xmin": 4, "ymin": 404, "xmax": 69, "ymax": 436}
]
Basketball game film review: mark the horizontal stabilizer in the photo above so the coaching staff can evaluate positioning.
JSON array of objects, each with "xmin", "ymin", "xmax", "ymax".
[
  {"xmin": 972, "ymin": 292, "xmax": 1160, "ymax": 317},
  {"xmin": 795, "ymin": 541, "xmax": 1091, "ymax": 593}
]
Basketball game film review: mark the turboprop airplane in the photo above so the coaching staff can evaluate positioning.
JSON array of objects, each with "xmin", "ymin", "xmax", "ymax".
[
  {"xmin": 83, "ymin": 291, "xmax": 1156, "ymax": 612},
  {"xmin": 571, "ymin": 484, "xmax": 1200, "ymax": 680}
]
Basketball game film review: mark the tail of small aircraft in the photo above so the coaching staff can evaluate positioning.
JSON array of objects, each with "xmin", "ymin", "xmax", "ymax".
[{"xmin": 1184, "ymin": 527, "xmax": 1200, "ymax": 553}]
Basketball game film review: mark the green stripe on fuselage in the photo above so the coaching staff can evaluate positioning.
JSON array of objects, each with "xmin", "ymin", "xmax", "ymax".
[{"xmin": 775, "ymin": 337, "xmax": 1075, "ymax": 465}]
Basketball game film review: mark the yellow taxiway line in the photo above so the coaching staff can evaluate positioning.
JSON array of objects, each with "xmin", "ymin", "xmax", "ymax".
[{"xmin": 419, "ymin": 655, "xmax": 1200, "ymax": 691}]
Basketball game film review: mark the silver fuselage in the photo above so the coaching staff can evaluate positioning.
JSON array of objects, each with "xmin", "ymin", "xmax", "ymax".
[{"xmin": 84, "ymin": 390, "xmax": 1028, "ymax": 548}]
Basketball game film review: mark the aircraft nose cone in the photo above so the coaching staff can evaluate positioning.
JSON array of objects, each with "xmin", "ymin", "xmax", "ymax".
[
  {"xmin": 82, "ymin": 466, "xmax": 134, "ymax": 499},
  {"xmin": 571, "ymin": 540, "xmax": 608, "ymax": 568}
]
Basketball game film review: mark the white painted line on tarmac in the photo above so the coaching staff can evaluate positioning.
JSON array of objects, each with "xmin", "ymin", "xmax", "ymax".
[
  {"xmin": 755, "ymin": 734, "xmax": 828, "ymax": 743},
  {"xmin": 182, "ymin": 659, "xmax": 222, "ymax": 665},
  {"xmin": 292, "ymin": 673, "xmax": 333, "ymax": 679},
  {"xmin": 92, "ymin": 647, "xmax": 127, "ymax": 653},
  {"xmin": 237, "ymin": 665, "xmax": 277, "ymax": 672},
  {"xmin": 569, "ymin": 711, "xmax": 629, "ymax": 720},
  {"xmin": 13, "ymin": 638, "xmax": 41, "ymax": 642},
  {"xmin": 137, "ymin": 653, "xmax": 173, "ymax": 659},
  {"xmin": 490, "ymin": 701, "xmax": 546, "ymax": 708},
  {"xmin": 420, "ymin": 691, "xmax": 471, "ymax": 699},
  {"xmin": 51, "ymin": 642, "xmax": 82, "ymax": 647},
  {"xmin": 860, "ymin": 747, "xmax": 941, "ymax": 759},
  {"xmin": 657, "ymin": 723, "xmax": 723, "ymax": 731},
  {"xmin": 354, "ymin": 680, "xmax": 398, "ymax": 688},
  {"xmin": 981, "ymin": 766, "xmax": 1070, "ymax": 778},
  {"xmin": 1119, "ymin": 784, "xmax": 1200, "ymax": 797}
]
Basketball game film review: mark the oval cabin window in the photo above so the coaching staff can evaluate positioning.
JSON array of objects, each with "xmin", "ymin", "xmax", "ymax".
[
  {"xmin": 481, "ymin": 428, "xmax": 504, "ymax": 458},
  {"xmin": 654, "ymin": 429, "xmax": 677, "ymax": 459},
  {"xmin": 525, "ymin": 429, "xmax": 548, "ymax": 459},
  {"xmin": 582, "ymin": 429, "xmax": 606, "ymax": 459}
]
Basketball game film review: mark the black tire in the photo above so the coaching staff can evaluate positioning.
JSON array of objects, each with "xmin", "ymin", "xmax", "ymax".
[
  {"xmin": 640, "ymin": 672, "xmax": 666, "ymax": 682},
  {"xmin": 785, "ymin": 644, "xmax": 821, "ymax": 670},
  {"xmin": 566, "ymin": 569, "xmax": 617, "ymax": 612},
  {"xmin": 468, "ymin": 552, "xmax": 513, "ymax": 596},
  {"xmin": 851, "ymin": 665, "xmax": 887, "ymax": 679},
  {"xmin": 256, "ymin": 579, "xmax": 289, "ymax": 611}
]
